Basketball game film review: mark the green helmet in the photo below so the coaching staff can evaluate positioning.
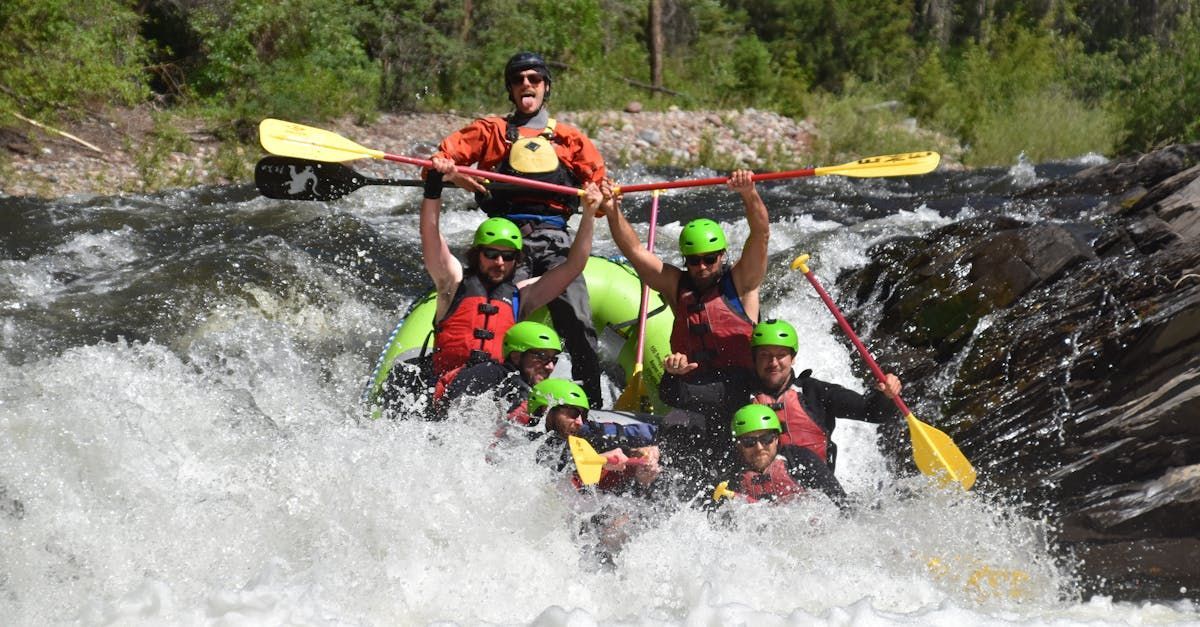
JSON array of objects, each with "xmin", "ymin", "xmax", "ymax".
[
  {"xmin": 502, "ymin": 321, "xmax": 561, "ymax": 357},
  {"xmin": 678, "ymin": 219, "xmax": 727, "ymax": 256},
  {"xmin": 528, "ymin": 378, "xmax": 589, "ymax": 417},
  {"xmin": 731, "ymin": 404, "xmax": 782, "ymax": 437},
  {"xmin": 750, "ymin": 319, "xmax": 799, "ymax": 354},
  {"xmin": 473, "ymin": 217, "xmax": 523, "ymax": 250}
]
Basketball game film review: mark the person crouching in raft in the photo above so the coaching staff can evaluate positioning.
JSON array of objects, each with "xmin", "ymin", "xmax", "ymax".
[
  {"xmin": 432, "ymin": 321, "xmax": 564, "ymax": 424},
  {"xmin": 531, "ymin": 379, "xmax": 662, "ymax": 495},
  {"xmin": 603, "ymin": 171, "xmax": 768, "ymax": 377},
  {"xmin": 429, "ymin": 52, "xmax": 607, "ymax": 409},
  {"xmin": 379, "ymin": 172, "xmax": 603, "ymax": 418},
  {"xmin": 659, "ymin": 318, "xmax": 902, "ymax": 479},
  {"xmin": 532, "ymin": 378, "xmax": 667, "ymax": 569},
  {"xmin": 710, "ymin": 404, "xmax": 847, "ymax": 509}
]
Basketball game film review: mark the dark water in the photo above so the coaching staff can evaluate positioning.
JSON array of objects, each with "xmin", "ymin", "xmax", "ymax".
[{"xmin": 0, "ymin": 159, "xmax": 1101, "ymax": 366}]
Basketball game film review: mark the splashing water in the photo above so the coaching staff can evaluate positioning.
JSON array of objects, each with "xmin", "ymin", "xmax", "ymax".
[{"xmin": 3, "ymin": 166, "xmax": 1199, "ymax": 625}]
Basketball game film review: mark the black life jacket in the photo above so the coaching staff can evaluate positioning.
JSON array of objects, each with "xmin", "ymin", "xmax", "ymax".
[{"xmin": 476, "ymin": 118, "xmax": 581, "ymax": 217}]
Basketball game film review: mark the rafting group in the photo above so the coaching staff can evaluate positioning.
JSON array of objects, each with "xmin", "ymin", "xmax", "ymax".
[
  {"xmin": 353, "ymin": 50, "xmax": 916, "ymax": 510},
  {"xmin": 255, "ymin": 50, "xmax": 970, "ymax": 535}
]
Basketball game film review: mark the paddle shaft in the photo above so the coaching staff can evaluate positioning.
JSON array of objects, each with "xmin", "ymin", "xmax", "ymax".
[
  {"xmin": 379, "ymin": 154, "xmax": 584, "ymax": 198},
  {"xmin": 619, "ymin": 169, "xmax": 816, "ymax": 193},
  {"xmin": 631, "ymin": 191, "xmax": 662, "ymax": 366},
  {"xmin": 797, "ymin": 266, "xmax": 913, "ymax": 418}
]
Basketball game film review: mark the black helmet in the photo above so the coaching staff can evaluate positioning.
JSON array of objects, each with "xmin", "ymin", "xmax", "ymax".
[{"xmin": 504, "ymin": 51, "xmax": 552, "ymax": 93}]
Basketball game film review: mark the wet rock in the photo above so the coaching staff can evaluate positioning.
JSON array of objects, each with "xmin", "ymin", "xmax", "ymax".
[{"xmin": 837, "ymin": 142, "xmax": 1200, "ymax": 600}]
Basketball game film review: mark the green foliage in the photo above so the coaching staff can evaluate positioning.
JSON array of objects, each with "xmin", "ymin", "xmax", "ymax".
[
  {"xmin": 803, "ymin": 82, "xmax": 961, "ymax": 165},
  {"xmin": 734, "ymin": 0, "xmax": 914, "ymax": 91},
  {"xmin": 966, "ymin": 90, "xmax": 1117, "ymax": 166},
  {"xmin": 0, "ymin": 0, "xmax": 150, "ymax": 120},
  {"xmin": 129, "ymin": 112, "xmax": 195, "ymax": 191},
  {"xmin": 190, "ymin": 0, "xmax": 378, "ymax": 124},
  {"xmin": 902, "ymin": 20, "xmax": 1116, "ymax": 164},
  {"xmin": 1109, "ymin": 8, "xmax": 1200, "ymax": 152},
  {"xmin": 6, "ymin": 0, "xmax": 1200, "ymax": 177}
]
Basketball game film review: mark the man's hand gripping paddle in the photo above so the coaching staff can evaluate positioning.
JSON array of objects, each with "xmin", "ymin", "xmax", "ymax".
[{"xmin": 568, "ymin": 436, "xmax": 646, "ymax": 486}]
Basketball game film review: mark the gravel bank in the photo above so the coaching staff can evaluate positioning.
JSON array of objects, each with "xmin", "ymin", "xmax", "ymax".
[{"xmin": 1, "ymin": 107, "xmax": 815, "ymax": 198}]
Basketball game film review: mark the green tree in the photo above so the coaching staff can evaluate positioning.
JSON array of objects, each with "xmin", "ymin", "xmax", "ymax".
[
  {"xmin": 1111, "ymin": 8, "xmax": 1200, "ymax": 152},
  {"xmin": 190, "ymin": 0, "xmax": 379, "ymax": 124},
  {"xmin": 0, "ymin": 0, "xmax": 150, "ymax": 120}
]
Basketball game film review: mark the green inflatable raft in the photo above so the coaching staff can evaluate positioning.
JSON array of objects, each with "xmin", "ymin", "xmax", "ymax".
[{"xmin": 363, "ymin": 255, "xmax": 675, "ymax": 413}]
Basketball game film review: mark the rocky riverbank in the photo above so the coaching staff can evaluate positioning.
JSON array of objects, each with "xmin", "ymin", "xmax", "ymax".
[
  {"xmin": 1, "ymin": 106, "xmax": 820, "ymax": 199},
  {"xmin": 838, "ymin": 142, "xmax": 1200, "ymax": 600}
]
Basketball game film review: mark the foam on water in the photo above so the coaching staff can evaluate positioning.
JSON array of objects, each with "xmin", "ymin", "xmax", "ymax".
[{"xmin": 4, "ymin": 178, "xmax": 1200, "ymax": 625}]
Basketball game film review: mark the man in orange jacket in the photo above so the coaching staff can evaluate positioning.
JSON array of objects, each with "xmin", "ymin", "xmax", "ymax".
[{"xmin": 429, "ymin": 51, "xmax": 607, "ymax": 408}]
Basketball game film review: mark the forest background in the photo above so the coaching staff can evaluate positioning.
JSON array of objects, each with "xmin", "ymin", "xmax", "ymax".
[{"xmin": 2, "ymin": 0, "xmax": 1199, "ymax": 186}]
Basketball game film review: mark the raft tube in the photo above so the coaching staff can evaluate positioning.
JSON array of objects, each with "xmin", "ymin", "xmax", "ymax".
[{"xmin": 363, "ymin": 255, "xmax": 675, "ymax": 413}]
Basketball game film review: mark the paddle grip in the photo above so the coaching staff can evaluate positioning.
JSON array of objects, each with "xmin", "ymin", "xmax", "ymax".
[{"xmin": 799, "ymin": 267, "xmax": 913, "ymax": 417}]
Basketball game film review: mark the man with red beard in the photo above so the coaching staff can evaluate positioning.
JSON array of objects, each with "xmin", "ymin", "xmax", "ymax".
[
  {"xmin": 378, "ymin": 175, "xmax": 601, "ymax": 418},
  {"xmin": 604, "ymin": 171, "xmax": 769, "ymax": 377},
  {"xmin": 429, "ymin": 52, "xmax": 607, "ymax": 408},
  {"xmin": 659, "ymin": 319, "xmax": 902, "ymax": 480},
  {"xmin": 711, "ymin": 404, "xmax": 847, "ymax": 508}
]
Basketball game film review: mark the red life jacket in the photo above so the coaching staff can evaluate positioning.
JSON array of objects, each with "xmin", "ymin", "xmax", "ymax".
[
  {"xmin": 432, "ymin": 275, "xmax": 518, "ymax": 375},
  {"xmin": 753, "ymin": 385, "xmax": 830, "ymax": 464},
  {"xmin": 737, "ymin": 456, "xmax": 805, "ymax": 503},
  {"xmin": 476, "ymin": 118, "xmax": 581, "ymax": 217},
  {"xmin": 670, "ymin": 272, "xmax": 755, "ymax": 373},
  {"xmin": 506, "ymin": 398, "xmax": 534, "ymax": 426}
]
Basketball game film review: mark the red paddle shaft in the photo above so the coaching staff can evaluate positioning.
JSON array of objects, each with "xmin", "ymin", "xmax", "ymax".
[{"xmin": 796, "ymin": 265, "xmax": 913, "ymax": 417}]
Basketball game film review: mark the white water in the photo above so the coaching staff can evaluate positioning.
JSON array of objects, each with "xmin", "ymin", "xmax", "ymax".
[{"xmin": 3, "ymin": 185, "xmax": 1200, "ymax": 625}]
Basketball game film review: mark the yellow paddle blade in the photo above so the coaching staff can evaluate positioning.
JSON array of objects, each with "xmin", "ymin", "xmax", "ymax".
[
  {"xmin": 259, "ymin": 119, "xmax": 384, "ymax": 163},
  {"xmin": 613, "ymin": 366, "xmax": 646, "ymax": 412},
  {"xmin": 906, "ymin": 413, "xmax": 977, "ymax": 490},
  {"xmin": 712, "ymin": 481, "xmax": 737, "ymax": 502},
  {"xmin": 927, "ymin": 557, "xmax": 1032, "ymax": 601},
  {"xmin": 815, "ymin": 151, "xmax": 940, "ymax": 178},
  {"xmin": 568, "ymin": 436, "xmax": 606, "ymax": 486}
]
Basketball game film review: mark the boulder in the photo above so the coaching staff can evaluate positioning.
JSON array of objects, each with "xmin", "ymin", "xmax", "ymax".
[{"xmin": 838, "ymin": 143, "xmax": 1200, "ymax": 600}]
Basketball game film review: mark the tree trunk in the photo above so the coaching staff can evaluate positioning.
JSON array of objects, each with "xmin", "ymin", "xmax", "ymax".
[
  {"xmin": 648, "ymin": 0, "xmax": 664, "ymax": 94},
  {"xmin": 461, "ymin": 0, "xmax": 473, "ymax": 41}
]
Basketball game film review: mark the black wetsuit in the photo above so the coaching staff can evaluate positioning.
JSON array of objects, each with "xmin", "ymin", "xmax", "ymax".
[
  {"xmin": 657, "ymin": 366, "xmax": 895, "ymax": 486},
  {"xmin": 435, "ymin": 360, "xmax": 530, "ymax": 421}
]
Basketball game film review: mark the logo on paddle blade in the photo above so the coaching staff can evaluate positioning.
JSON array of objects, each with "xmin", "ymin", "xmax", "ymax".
[{"xmin": 287, "ymin": 165, "xmax": 319, "ymax": 195}]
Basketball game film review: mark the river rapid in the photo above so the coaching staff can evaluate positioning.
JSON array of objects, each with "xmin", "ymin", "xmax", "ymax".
[{"xmin": 2, "ymin": 160, "xmax": 1199, "ymax": 625}]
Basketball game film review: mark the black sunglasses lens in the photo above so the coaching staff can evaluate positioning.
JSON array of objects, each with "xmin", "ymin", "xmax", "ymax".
[
  {"xmin": 738, "ymin": 433, "xmax": 777, "ymax": 447},
  {"xmin": 686, "ymin": 253, "xmax": 720, "ymax": 266},
  {"xmin": 483, "ymin": 249, "xmax": 518, "ymax": 261}
]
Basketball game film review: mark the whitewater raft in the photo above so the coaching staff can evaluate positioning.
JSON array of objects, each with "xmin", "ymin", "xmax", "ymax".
[{"xmin": 363, "ymin": 255, "xmax": 675, "ymax": 412}]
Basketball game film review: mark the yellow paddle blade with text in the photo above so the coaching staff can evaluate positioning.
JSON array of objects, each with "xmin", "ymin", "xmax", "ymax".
[
  {"xmin": 568, "ymin": 436, "xmax": 606, "ymax": 486},
  {"xmin": 259, "ymin": 118, "xmax": 384, "ymax": 163}
]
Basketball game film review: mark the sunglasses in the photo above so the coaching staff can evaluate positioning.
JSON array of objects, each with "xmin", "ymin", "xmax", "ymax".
[
  {"xmin": 481, "ymin": 248, "xmax": 519, "ymax": 262},
  {"xmin": 552, "ymin": 405, "xmax": 584, "ymax": 420},
  {"xmin": 736, "ymin": 433, "xmax": 779, "ymax": 448},
  {"xmin": 511, "ymin": 73, "xmax": 545, "ymax": 86},
  {"xmin": 525, "ymin": 349, "xmax": 559, "ymax": 364},
  {"xmin": 684, "ymin": 252, "xmax": 722, "ymax": 266}
]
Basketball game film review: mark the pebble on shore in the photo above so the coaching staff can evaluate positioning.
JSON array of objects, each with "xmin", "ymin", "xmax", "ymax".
[{"xmin": 2, "ymin": 107, "xmax": 815, "ymax": 198}]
